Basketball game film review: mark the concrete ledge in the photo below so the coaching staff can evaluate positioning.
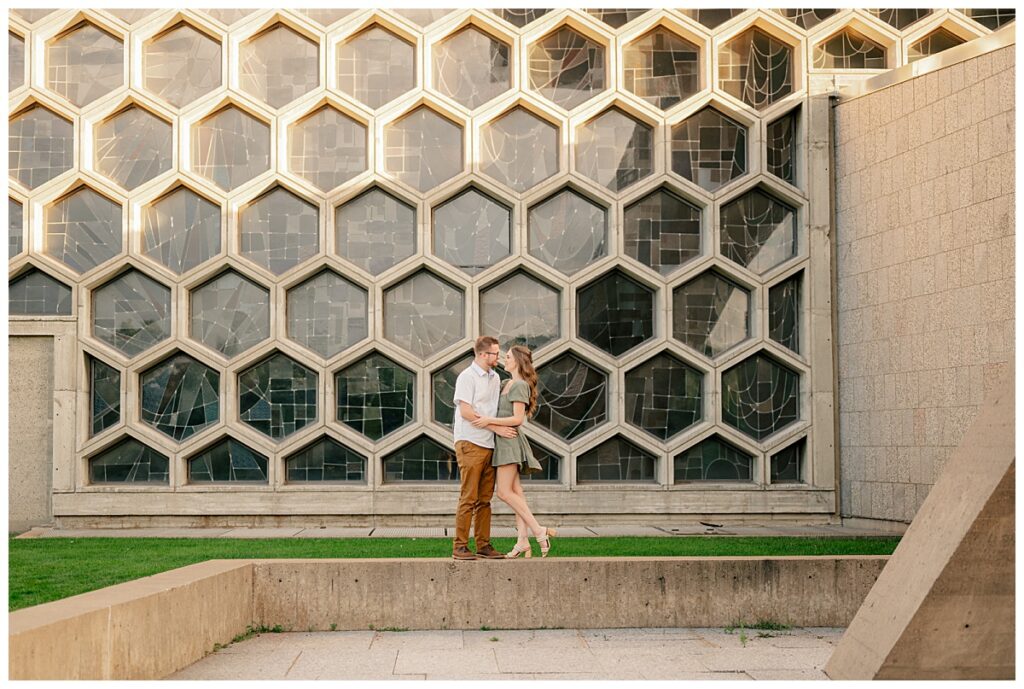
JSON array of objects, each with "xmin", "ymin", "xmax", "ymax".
[{"xmin": 10, "ymin": 556, "xmax": 887, "ymax": 679}]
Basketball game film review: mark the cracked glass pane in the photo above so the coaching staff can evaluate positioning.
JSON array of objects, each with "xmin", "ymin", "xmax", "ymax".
[
  {"xmin": 9, "ymin": 269, "xmax": 72, "ymax": 316},
  {"xmin": 46, "ymin": 22, "xmax": 124, "ymax": 107},
  {"xmin": 90, "ymin": 357, "xmax": 120, "ymax": 436},
  {"xmin": 143, "ymin": 22, "xmax": 222, "ymax": 108},
  {"xmin": 188, "ymin": 438, "xmax": 268, "ymax": 482},
  {"xmin": 479, "ymin": 107, "xmax": 558, "ymax": 192},
  {"xmin": 813, "ymin": 29, "xmax": 886, "ymax": 69},
  {"xmin": 527, "ymin": 189, "xmax": 606, "ymax": 276},
  {"xmin": 239, "ymin": 187, "xmax": 319, "ymax": 275},
  {"xmin": 480, "ymin": 271, "xmax": 560, "ymax": 351},
  {"xmin": 622, "ymin": 27, "xmax": 700, "ymax": 110},
  {"xmin": 142, "ymin": 187, "xmax": 221, "ymax": 275},
  {"xmin": 240, "ymin": 24, "xmax": 319, "ymax": 108},
  {"xmin": 534, "ymin": 353, "xmax": 607, "ymax": 440},
  {"xmin": 286, "ymin": 437, "xmax": 366, "ymax": 482},
  {"xmin": 10, "ymin": 32, "xmax": 25, "ymax": 91},
  {"xmin": 719, "ymin": 28, "xmax": 793, "ymax": 111},
  {"xmin": 94, "ymin": 106, "xmax": 172, "ymax": 190},
  {"xmin": 670, "ymin": 106, "xmax": 747, "ymax": 192},
  {"xmin": 722, "ymin": 352, "xmax": 800, "ymax": 440},
  {"xmin": 9, "ymin": 197, "xmax": 24, "ymax": 258},
  {"xmin": 335, "ymin": 188, "xmax": 416, "ymax": 275},
  {"xmin": 625, "ymin": 352, "xmax": 702, "ymax": 440},
  {"xmin": 191, "ymin": 106, "xmax": 271, "ymax": 191},
  {"xmin": 190, "ymin": 271, "xmax": 270, "ymax": 358},
  {"xmin": 432, "ymin": 188, "xmax": 511, "ymax": 276},
  {"xmin": 90, "ymin": 438, "xmax": 169, "ymax": 484},
  {"xmin": 720, "ymin": 188, "xmax": 797, "ymax": 275},
  {"xmin": 383, "ymin": 436, "xmax": 459, "ymax": 482},
  {"xmin": 337, "ymin": 25, "xmax": 416, "ymax": 109},
  {"xmin": 672, "ymin": 271, "xmax": 750, "ymax": 358},
  {"xmin": 383, "ymin": 106, "xmax": 464, "ymax": 192},
  {"xmin": 286, "ymin": 270, "xmax": 368, "ymax": 358},
  {"xmin": 9, "ymin": 105, "xmax": 75, "ymax": 190},
  {"xmin": 577, "ymin": 270, "xmax": 655, "ymax": 357},
  {"xmin": 528, "ymin": 26, "xmax": 606, "ymax": 109},
  {"xmin": 92, "ymin": 270, "xmax": 172, "ymax": 356},
  {"xmin": 44, "ymin": 187, "xmax": 122, "ymax": 274},
  {"xmin": 238, "ymin": 352, "xmax": 318, "ymax": 440},
  {"xmin": 674, "ymin": 435, "xmax": 752, "ymax": 481},
  {"xmin": 769, "ymin": 271, "xmax": 801, "ymax": 354},
  {"xmin": 288, "ymin": 106, "xmax": 367, "ymax": 192},
  {"xmin": 771, "ymin": 437, "xmax": 804, "ymax": 483},
  {"xmin": 576, "ymin": 108, "xmax": 653, "ymax": 193},
  {"xmin": 766, "ymin": 108, "xmax": 797, "ymax": 185},
  {"xmin": 141, "ymin": 353, "xmax": 220, "ymax": 441},
  {"xmin": 383, "ymin": 271, "xmax": 465, "ymax": 359},
  {"xmin": 624, "ymin": 188, "xmax": 701, "ymax": 275},
  {"xmin": 433, "ymin": 26, "xmax": 511, "ymax": 110},
  {"xmin": 577, "ymin": 436, "xmax": 656, "ymax": 482},
  {"xmin": 335, "ymin": 352, "xmax": 415, "ymax": 440}
]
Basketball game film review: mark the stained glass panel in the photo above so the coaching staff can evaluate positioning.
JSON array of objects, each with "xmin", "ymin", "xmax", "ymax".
[
  {"xmin": 718, "ymin": 28, "xmax": 793, "ymax": 110},
  {"xmin": 624, "ymin": 353, "xmax": 702, "ymax": 440},
  {"xmin": 337, "ymin": 25, "xmax": 416, "ymax": 110},
  {"xmin": 94, "ymin": 106, "xmax": 173, "ymax": 190},
  {"xmin": 238, "ymin": 353, "xmax": 318, "ymax": 440},
  {"xmin": 813, "ymin": 29, "xmax": 887, "ymax": 70},
  {"xmin": 433, "ymin": 26, "xmax": 511, "ymax": 110},
  {"xmin": 577, "ymin": 436, "xmax": 656, "ymax": 482},
  {"xmin": 721, "ymin": 352, "xmax": 800, "ymax": 440},
  {"xmin": 286, "ymin": 437, "xmax": 366, "ymax": 482},
  {"xmin": 143, "ymin": 23, "xmax": 222, "ymax": 108},
  {"xmin": 10, "ymin": 105, "xmax": 75, "ymax": 190},
  {"xmin": 769, "ymin": 272, "xmax": 801, "ymax": 355},
  {"xmin": 766, "ymin": 109, "xmax": 797, "ymax": 185},
  {"xmin": 672, "ymin": 271, "xmax": 750, "ymax": 357},
  {"xmin": 527, "ymin": 189, "xmax": 606, "ymax": 276},
  {"xmin": 382, "ymin": 436, "xmax": 459, "ymax": 481},
  {"xmin": 534, "ymin": 353, "xmax": 608, "ymax": 440},
  {"xmin": 679, "ymin": 9, "xmax": 745, "ymax": 29},
  {"xmin": 191, "ymin": 106, "xmax": 271, "ymax": 191},
  {"xmin": 491, "ymin": 9, "xmax": 551, "ymax": 28},
  {"xmin": 908, "ymin": 28, "xmax": 966, "ymax": 63},
  {"xmin": 288, "ymin": 106, "xmax": 368, "ymax": 192},
  {"xmin": 383, "ymin": 106, "xmax": 464, "ymax": 192},
  {"xmin": 674, "ymin": 435, "xmax": 752, "ymax": 481},
  {"xmin": 335, "ymin": 188, "xmax": 417, "ymax": 275},
  {"xmin": 720, "ymin": 188, "xmax": 797, "ymax": 275},
  {"xmin": 140, "ymin": 353, "xmax": 219, "ymax": 441},
  {"xmin": 335, "ymin": 352, "xmax": 415, "ymax": 441},
  {"xmin": 188, "ymin": 438, "xmax": 268, "ymax": 482},
  {"xmin": 239, "ymin": 24, "xmax": 319, "ymax": 108},
  {"xmin": 45, "ymin": 187, "xmax": 122, "ymax": 274},
  {"xmin": 867, "ymin": 9, "xmax": 931, "ymax": 30},
  {"xmin": 586, "ymin": 9, "xmax": 649, "ymax": 28},
  {"xmin": 92, "ymin": 270, "xmax": 172, "ymax": 356},
  {"xmin": 90, "ymin": 438, "xmax": 169, "ymax": 484},
  {"xmin": 91, "ymin": 357, "xmax": 120, "ymax": 436},
  {"xmin": 479, "ymin": 107, "xmax": 559, "ymax": 192},
  {"xmin": 286, "ymin": 270, "xmax": 368, "ymax": 358},
  {"xmin": 777, "ymin": 9, "xmax": 837, "ymax": 30},
  {"xmin": 239, "ymin": 187, "xmax": 319, "ymax": 275},
  {"xmin": 46, "ymin": 22, "xmax": 124, "ymax": 107},
  {"xmin": 575, "ymin": 107, "xmax": 653, "ymax": 193},
  {"xmin": 190, "ymin": 271, "xmax": 270, "ymax": 358},
  {"xmin": 771, "ymin": 437, "xmax": 804, "ymax": 483},
  {"xmin": 383, "ymin": 271, "xmax": 465, "ymax": 359},
  {"xmin": 142, "ymin": 187, "xmax": 221, "ymax": 275},
  {"xmin": 432, "ymin": 188, "xmax": 511, "ymax": 276},
  {"xmin": 479, "ymin": 271, "xmax": 560, "ymax": 351},
  {"xmin": 622, "ymin": 27, "xmax": 700, "ymax": 110},
  {"xmin": 670, "ymin": 106, "xmax": 747, "ymax": 192},
  {"xmin": 528, "ymin": 26, "xmax": 606, "ymax": 109},
  {"xmin": 623, "ymin": 188, "xmax": 701, "ymax": 275},
  {"xmin": 577, "ymin": 270, "xmax": 655, "ymax": 357},
  {"xmin": 9, "ymin": 269, "xmax": 73, "ymax": 316},
  {"xmin": 960, "ymin": 8, "xmax": 1015, "ymax": 30}
]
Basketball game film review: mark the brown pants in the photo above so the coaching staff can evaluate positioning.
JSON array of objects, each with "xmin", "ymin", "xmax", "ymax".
[{"xmin": 452, "ymin": 440, "xmax": 495, "ymax": 551}]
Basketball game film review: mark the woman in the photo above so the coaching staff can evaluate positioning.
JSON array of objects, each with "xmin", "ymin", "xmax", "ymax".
[{"xmin": 470, "ymin": 344, "xmax": 557, "ymax": 558}]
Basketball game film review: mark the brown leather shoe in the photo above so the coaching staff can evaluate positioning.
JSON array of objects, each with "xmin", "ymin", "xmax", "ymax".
[
  {"xmin": 474, "ymin": 544, "xmax": 506, "ymax": 560},
  {"xmin": 452, "ymin": 546, "xmax": 476, "ymax": 560}
]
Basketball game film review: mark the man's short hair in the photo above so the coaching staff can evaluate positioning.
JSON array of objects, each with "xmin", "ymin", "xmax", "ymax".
[{"xmin": 474, "ymin": 336, "xmax": 499, "ymax": 354}]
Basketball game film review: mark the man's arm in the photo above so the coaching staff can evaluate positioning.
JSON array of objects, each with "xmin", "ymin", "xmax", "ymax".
[
  {"xmin": 488, "ymin": 424, "xmax": 517, "ymax": 438},
  {"xmin": 457, "ymin": 401, "xmax": 479, "ymax": 422}
]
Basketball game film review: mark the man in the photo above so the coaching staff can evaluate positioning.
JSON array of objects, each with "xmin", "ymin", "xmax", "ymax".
[{"xmin": 451, "ymin": 335, "xmax": 517, "ymax": 560}]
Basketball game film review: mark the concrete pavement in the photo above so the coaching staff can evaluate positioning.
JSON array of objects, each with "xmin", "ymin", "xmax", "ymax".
[{"xmin": 167, "ymin": 626, "xmax": 843, "ymax": 680}]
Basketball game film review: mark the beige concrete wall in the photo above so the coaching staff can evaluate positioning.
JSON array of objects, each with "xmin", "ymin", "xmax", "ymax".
[
  {"xmin": 9, "ymin": 336, "xmax": 55, "ymax": 532},
  {"xmin": 833, "ymin": 45, "xmax": 1015, "ymax": 523}
]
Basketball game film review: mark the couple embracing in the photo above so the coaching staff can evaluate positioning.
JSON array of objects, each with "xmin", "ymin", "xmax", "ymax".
[{"xmin": 451, "ymin": 336, "xmax": 557, "ymax": 561}]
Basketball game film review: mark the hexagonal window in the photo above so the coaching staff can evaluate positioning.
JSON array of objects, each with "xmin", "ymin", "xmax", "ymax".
[
  {"xmin": 670, "ymin": 107, "xmax": 747, "ymax": 193},
  {"xmin": 433, "ymin": 26, "xmax": 511, "ymax": 110},
  {"xmin": 90, "ymin": 356, "xmax": 120, "ymax": 436},
  {"xmin": 527, "ymin": 189, "xmax": 607, "ymax": 277},
  {"xmin": 336, "ymin": 25, "xmax": 416, "ymax": 110},
  {"xmin": 534, "ymin": 353, "xmax": 607, "ymax": 441},
  {"xmin": 771, "ymin": 437, "xmax": 805, "ymax": 484},
  {"xmin": 10, "ymin": 105, "xmax": 75, "ymax": 190},
  {"xmin": 45, "ymin": 186, "xmax": 122, "ymax": 274},
  {"xmin": 240, "ymin": 24, "xmax": 319, "ymax": 108},
  {"xmin": 238, "ymin": 352, "xmax": 318, "ymax": 440},
  {"xmin": 143, "ymin": 22, "xmax": 222, "ymax": 108},
  {"xmin": 94, "ymin": 106, "xmax": 173, "ymax": 190},
  {"xmin": 140, "ymin": 352, "xmax": 220, "ymax": 441},
  {"xmin": 479, "ymin": 107, "xmax": 559, "ymax": 193},
  {"xmin": 813, "ymin": 29, "xmax": 887, "ymax": 70},
  {"xmin": 908, "ymin": 28, "xmax": 966, "ymax": 63},
  {"xmin": 142, "ymin": 187, "xmax": 221, "ymax": 275},
  {"xmin": 720, "ymin": 188, "xmax": 797, "ymax": 275},
  {"xmin": 188, "ymin": 437, "xmax": 268, "ymax": 483},
  {"xmin": 239, "ymin": 187, "xmax": 319, "ymax": 275},
  {"xmin": 286, "ymin": 270, "xmax": 368, "ymax": 358},
  {"xmin": 673, "ymin": 435, "xmax": 753, "ymax": 482},
  {"xmin": 383, "ymin": 271, "xmax": 465, "ymax": 359},
  {"xmin": 721, "ymin": 352, "xmax": 800, "ymax": 441},
  {"xmin": 528, "ymin": 26, "xmax": 606, "ymax": 110},
  {"xmin": 625, "ymin": 352, "xmax": 702, "ymax": 440},
  {"xmin": 288, "ymin": 106, "xmax": 367, "ymax": 193},
  {"xmin": 432, "ymin": 188, "xmax": 511, "ymax": 276},
  {"xmin": 9, "ymin": 197, "xmax": 24, "ymax": 258},
  {"xmin": 672, "ymin": 270, "xmax": 749, "ymax": 358},
  {"xmin": 9, "ymin": 269, "xmax": 73, "ymax": 316},
  {"xmin": 623, "ymin": 187, "xmax": 701, "ymax": 276},
  {"xmin": 577, "ymin": 435, "xmax": 657, "ymax": 483},
  {"xmin": 719, "ymin": 28, "xmax": 793, "ymax": 111},
  {"xmin": 382, "ymin": 436, "xmax": 459, "ymax": 482},
  {"xmin": 89, "ymin": 438, "xmax": 169, "ymax": 484},
  {"xmin": 960, "ymin": 9, "xmax": 1015, "ymax": 31},
  {"xmin": 383, "ymin": 106, "xmax": 464, "ymax": 192},
  {"xmin": 523, "ymin": 439, "xmax": 560, "ymax": 482},
  {"xmin": 480, "ymin": 271, "xmax": 560, "ymax": 351},
  {"xmin": 769, "ymin": 271, "xmax": 801, "ymax": 355},
  {"xmin": 777, "ymin": 9, "xmax": 837, "ymax": 30},
  {"xmin": 335, "ymin": 188, "xmax": 416, "ymax": 276},
  {"xmin": 577, "ymin": 270, "xmax": 655, "ymax": 357},
  {"xmin": 191, "ymin": 106, "xmax": 271, "ymax": 191},
  {"xmin": 431, "ymin": 353, "xmax": 510, "ymax": 428},
  {"xmin": 766, "ymin": 108, "xmax": 797, "ymax": 185},
  {"xmin": 575, "ymin": 107, "xmax": 653, "ymax": 193},
  {"xmin": 335, "ymin": 352, "xmax": 415, "ymax": 441},
  {"xmin": 286, "ymin": 437, "xmax": 366, "ymax": 482},
  {"xmin": 190, "ymin": 271, "xmax": 270, "ymax": 358},
  {"xmin": 491, "ymin": 9, "xmax": 550, "ymax": 28},
  {"xmin": 92, "ymin": 270, "xmax": 172, "ymax": 357},
  {"xmin": 622, "ymin": 27, "xmax": 700, "ymax": 110},
  {"xmin": 46, "ymin": 21, "xmax": 124, "ymax": 107},
  {"xmin": 10, "ymin": 32, "xmax": 25, "ymax": 91}
]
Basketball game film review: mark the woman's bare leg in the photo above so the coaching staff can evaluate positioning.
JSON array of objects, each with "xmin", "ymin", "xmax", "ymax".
[
  {"xmin": 495, "ymin": 464, "xmax": 544, "ymax": 538},
  {"xmin": 511, "ymin": 472, "xmax": 530, "ymax": 548}
]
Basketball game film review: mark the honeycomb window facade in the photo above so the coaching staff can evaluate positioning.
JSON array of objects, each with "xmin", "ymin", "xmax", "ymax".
[{"xmin": 10, "ymin": 8, "xmax": 989, "ymax": 519}]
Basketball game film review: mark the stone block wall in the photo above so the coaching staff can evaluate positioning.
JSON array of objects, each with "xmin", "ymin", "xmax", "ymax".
[
  {"xmin": 9, "ymin": 336, "xmax": 55, "ymax": 531},
  {"xmin": 833, "ymin": 45, "xmax": 1015, "ymax": 523}
]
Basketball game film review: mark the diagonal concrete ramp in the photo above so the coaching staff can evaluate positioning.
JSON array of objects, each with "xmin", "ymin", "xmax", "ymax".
[{"xmin": 826, "ymin": 373, "xmax": 1015, "ymax": 679}]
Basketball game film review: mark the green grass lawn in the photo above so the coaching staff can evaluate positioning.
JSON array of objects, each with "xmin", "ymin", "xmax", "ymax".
[{"xmin": 8, "ymin": 535, "xmax": 900, "ymax": 612}]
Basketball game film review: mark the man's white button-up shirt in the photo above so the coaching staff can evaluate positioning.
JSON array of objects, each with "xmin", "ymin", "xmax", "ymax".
[{"xmin": 452, "ymin": 361, "xmax": 500, "ymax": 449}]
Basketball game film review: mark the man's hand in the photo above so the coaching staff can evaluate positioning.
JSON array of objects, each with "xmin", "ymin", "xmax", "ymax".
[
  {"xmin": 491, "ymin": 425, "xmax": 517, "ymax": 439},
  {"xmin": 470, "ymin": 416, "xmax": 492, "ymax": 428}
]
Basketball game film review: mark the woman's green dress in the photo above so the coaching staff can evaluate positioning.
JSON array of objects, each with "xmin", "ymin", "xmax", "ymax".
[{"xmin": 490, "ymin": 380, "xmax": 543, "ymax": 474}]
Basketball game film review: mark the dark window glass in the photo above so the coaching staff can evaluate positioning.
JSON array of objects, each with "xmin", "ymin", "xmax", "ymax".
[
  {"xmin": 672, "ymin": 271, "xmax": 750, "ymax": 358},
  {"xmin": 9, "ymin": 269, "xmax": 73, "ymax": 315},
  {"xmin": 622, "ymin": 26, "xmax": 700, "ymax": 110},
  {"xmin": 674, "ymin": 436, "xmax": 752, "ymax": 482},
  {"xmin": 528, "ymin": 26, "xmax": 606, "ymax": 109},
  {"xmin": 769, "ymin": 272, "xmax": 801, "ymax": 354},
  {"xmin": 867, "ymin": 9, "xmax": 931, "ymax": 30},
  {"xmin": 670, "ymin": 107, "xmax": 747, "ymax": 192},
  {"xmin": 189, "ymin": 438, "xmax": 268, "ymax": 482},
  {"xmin": 335, "ymin": 352, "xmax": 415, "ymax": 441},
  {"xmin": 771, "ymin": 438, "xmax": 804, "ymax": 483},
  {"xmin": 720, "ymin": 188, "xmax": 797, "ymax": 275},
  {"xmin": 383, "ymin": 436, "xmax": 460, "ymax": 482},
  {"xmin": 286, "ymin": 438, "xmax": 366, "ymax": 482},
  {"xmin": 577, "ymin": 270, "xmax": 655, "ymax": 356},
  {"xmin": 766, "ymin": 109, "xmax": 798, "ymax": 185},
  {"xmin": 778, "ymin": 9, "xmax": 837, "ymax": 29},
  {"xmin": 90, "ymin": 358, "xmax": 120, "ymax": 436},
  {"xmin": 534, "ymin": 354, "xmax": 608, "ymax": 440},
  {"xmin": 577, "ymin": 436, "xmax": 657, "ymax": 482},
  {"xmin": 624, "ymin": 188, "xmax": 702, "ymax": 275},
  {"xmin": 721, "ymin": 353, "xmax": 800, "ymax": 440},
  {"xmin": 90, "ymin": 438, "xmax": 169, "ymax": 484},
  {"xmin": 624, "ymin": 353, "xmax": 702, "ymax": 440},
  {"xmin": 521, "ymin": 438, "xmax": 560, "ymax": 481},
  {"xmin": 140, "ymin": 353, "xmax": 220, "ymax": 441},
  {"xmin": 238, "ymin": 353, "xmax": 318, "ymax": 440}
]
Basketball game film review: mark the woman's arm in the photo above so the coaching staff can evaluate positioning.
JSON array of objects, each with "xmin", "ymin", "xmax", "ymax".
[{"xmin": 471, "ymin": 401, "xmax": 525, "ymax": 428}]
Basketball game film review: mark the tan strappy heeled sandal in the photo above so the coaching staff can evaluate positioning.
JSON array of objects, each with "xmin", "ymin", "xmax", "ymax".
[
  {"xmin": 505, "ymin": 542, "xmax": 532, "ymax": 559},
  {"xmin": 537, "ymin": 527, "xmax": 557, "ymax": 557}
]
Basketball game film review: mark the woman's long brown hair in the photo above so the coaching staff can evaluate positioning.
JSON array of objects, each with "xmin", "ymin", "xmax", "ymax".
[{"xmin": 508, "ymin": 345, "xmax": 539, "ymax": 417}]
